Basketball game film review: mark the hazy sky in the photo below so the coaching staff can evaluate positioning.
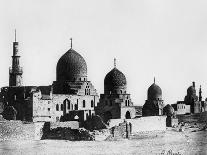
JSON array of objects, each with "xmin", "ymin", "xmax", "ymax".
[{"xmin": 1, "ymin": 0, "xmax": 207, "ymax": 106}]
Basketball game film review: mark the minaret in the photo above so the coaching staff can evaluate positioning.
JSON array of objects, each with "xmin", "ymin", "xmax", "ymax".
[
  {"xmin": 9, "ymin": 30, "xmax": 23, "ymax": 86},
  {"xmin": 199, "ymin": 85, "xmax": 202, "ymax": 101}
]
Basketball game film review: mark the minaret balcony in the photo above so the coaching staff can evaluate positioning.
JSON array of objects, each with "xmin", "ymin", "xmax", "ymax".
[{"xmin": 9, "ymin": 67, "xmax": 23, "ymax": 74}]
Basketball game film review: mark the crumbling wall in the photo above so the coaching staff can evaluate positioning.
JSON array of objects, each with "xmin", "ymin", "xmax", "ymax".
[
  {"xmin": 50, "ymin": 121, "xmax": 79, "ymax": 129},
  {"xmin": 110, "ymin": 121, "xmax": 131, "ymax": 139},
  {"xmin": 108, "ymin": 116, "xmax": 166, "ymax": 133},
  {"xmin": 0, "ymin": 121, "xmax": 45, "ymax": 140},
  {"xmin": 41, "ymin": 127, "xmax": 94, "ymax": 141}
]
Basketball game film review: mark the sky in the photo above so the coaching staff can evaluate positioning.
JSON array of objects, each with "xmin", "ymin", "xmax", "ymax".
[{"xmin": 1, "ymin": 0, "xmax": 207, "ymax": 106}]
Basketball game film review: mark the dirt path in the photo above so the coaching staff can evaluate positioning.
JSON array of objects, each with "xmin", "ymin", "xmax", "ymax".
[{"xmin": 0, "ymin": 129, "xmax": 207, "ymax": 155}]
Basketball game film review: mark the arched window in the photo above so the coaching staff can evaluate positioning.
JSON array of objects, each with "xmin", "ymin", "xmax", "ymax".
[
  {"xmin": 61, "ymin": 104, "xmax": 63, "ymax": 111},
  {"xmin": 91, "ymin": 100, "xmax": 94, "ymax": 107},
  {"xmin": 125, "ymin": 100, "xmax": 127, "ymax": 106},
  {"xmin": 128, "ymin": 100, "xmax": 130, "ymax": 106},
  {"xmin": 83, "ymin": 100, "xmax": 86, "ymax": 108},
  {"xmin": 120, "ymin": 90, "xmax": 122, "ymax": 94},
  {"xmin": 56, "ymin": 104, "xmax": 59, "ymax": 111}
]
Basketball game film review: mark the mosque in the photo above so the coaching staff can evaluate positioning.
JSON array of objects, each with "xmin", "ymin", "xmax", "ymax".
[
  {"xmin": 95, "ymin": 59, "xmax": 136, "ymax": 123},
  {"xmin": 0, "ymin": 34, "xmax": 99, "ymax": 122},
  {"xmin": 3, "ymin": 32, "xmax": 202, "ymax": 126}
]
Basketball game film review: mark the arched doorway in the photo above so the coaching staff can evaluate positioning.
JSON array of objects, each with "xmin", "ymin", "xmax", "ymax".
[
  {"xmin": 125, "ymin": 111, "xmax": 131, "ymax": 119},
  {"xmin": 103, "ymin": 111, "xmax": 112, "ymax": 123}
]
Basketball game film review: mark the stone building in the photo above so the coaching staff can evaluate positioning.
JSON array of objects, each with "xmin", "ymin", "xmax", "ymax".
[
  {"xmin": 142, "ymin": 78, "xmax": 164, "ymax": 116},
  {"xmin": 95, "ymin": 59, "xmax": 136, "ymax": 123},
  {"xmin": 0, "ymin": 35, "xmax": 99, "ymax": 123},
  {"xmin": 172, "ymin": 82, "xmax": 207, "ymax": 115},
  {"xmin": 52, "ymin": 44, "xmax": 99, "ymax": 122}
]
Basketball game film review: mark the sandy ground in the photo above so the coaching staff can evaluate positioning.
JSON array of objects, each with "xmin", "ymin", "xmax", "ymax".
[{"xmin": 0, "ymin": 128, "xmax": 207, "ymax": 155}]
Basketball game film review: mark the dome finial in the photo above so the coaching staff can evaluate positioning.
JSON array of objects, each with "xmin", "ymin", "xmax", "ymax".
[
  {"xmin": 114, "ymin": 58, "xmax": 116, "ymax": 68},
  {"xmin": 154, "ymin": 77, "xmax": 155, "ymax": 84},
  {"xmin": 70, "ymin": 38, "xmax": 73, "ymax": 49},
  {"xmin": 15, "ymin": 29, "xmax": 16, "ymax": 42}
]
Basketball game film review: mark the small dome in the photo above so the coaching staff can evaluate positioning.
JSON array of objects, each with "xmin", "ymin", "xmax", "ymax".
[
  {"xmin": 187, "ymin": 86, "xmax": 196, "ymax": 96},
  {"xmin": 56, "ymin": 48, "xmax": 87, "ymax": 81},
  {"xmin": 104, "ymin": 68, "xmax": 127, "ymax": 88},
  {"xmin": 163, "ymin": 104, "xmax": 174, "ymax": 116},
  {"xmin": 148, "ymin": 82, "xmax": 162, "ymax": 100}
]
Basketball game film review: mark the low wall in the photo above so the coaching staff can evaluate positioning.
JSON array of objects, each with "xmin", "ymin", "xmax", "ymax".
[
  {"xmin": 177, "ymin": 112, "xmax": 207, "ymax": 123},
  {"xmin": 50, "ymin": 121, "xmax": 79, "ymax": 129},
  {"xmin": 0, "ymin": 121, "xmax": 45, "ymax": 140},
  {"xmin": 108, "ymin": 116, "xmax": 166, "ymax": 133}
]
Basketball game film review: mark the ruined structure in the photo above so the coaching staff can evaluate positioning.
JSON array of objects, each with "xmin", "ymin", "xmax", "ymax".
[
  {"xmin": 96, "ymin": 59, "xmax": 136, "ymax": 123},
  {"xmin": 142, "ymin": 78, "xmax": 164, "ymax": 116}
]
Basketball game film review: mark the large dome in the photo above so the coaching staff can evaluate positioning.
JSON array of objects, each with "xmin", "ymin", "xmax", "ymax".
[
  {"xmin": 104, "ymin": 68, "xmax": 127, "ymax": 88},
  {"xmin": 147, "ymin": 83, "xmax": 162, "ymax": 100},
  {"xmin": 56, "ymin": 48, "xmax": 87, "ymax": 81}
]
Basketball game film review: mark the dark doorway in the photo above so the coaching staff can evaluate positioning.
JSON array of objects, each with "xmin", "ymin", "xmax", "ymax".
[{"xmin": 125, "ymin": 111, "xmax": 131, "ymax": 119}]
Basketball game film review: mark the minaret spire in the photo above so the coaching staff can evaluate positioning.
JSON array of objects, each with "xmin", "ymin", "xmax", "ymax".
[
  {"xmin": 70, "ymin": 38, "xmax": 72, "ymax": 49},
  {"xmin": 154, "ymin": 77, "xmax": 155, "ymax": 84},
  {"xmin": 9, "ymin": 30, "xmax": 23, "ymax": 86},
  {"xmin": 199, "ymin": 85, "xmax": 202, "ymax": 101},
  {"xmin": 114, "ymin": 58, "xmax": 116, "ymax": 68}
]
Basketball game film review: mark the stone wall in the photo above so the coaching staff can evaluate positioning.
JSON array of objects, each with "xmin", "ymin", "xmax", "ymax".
[{"xmin": 108, "ymin": 116, "xmax": 166, "ymax": 133}]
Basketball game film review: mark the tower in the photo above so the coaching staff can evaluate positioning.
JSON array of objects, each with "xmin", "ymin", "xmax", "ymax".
[
  {"xmin": 9, "ymin": 30, "xmax": 23, "ymax": 86},
  {"xmin": 199, "ymin": 85, "xmax": 202, "ymax": 102}
]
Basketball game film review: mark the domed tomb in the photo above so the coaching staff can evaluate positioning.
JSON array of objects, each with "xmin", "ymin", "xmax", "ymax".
[
  {"xmin": 56, "ymin": 48, "xmax": 87, "ymax": 82},
  {"xmin": 104, "ymin": 60, "xmax": 127, "ymax": 94},
  {"xmin": 163, "ymin": 104, "xmax": 174, "ymax": 117},
  {"xmin": 147, "ymin": 80, "xmax": 162, "ymax": 100},
  {"xmin": 187, "ymin": 82, "xmax": 196, "ymax": 96}
]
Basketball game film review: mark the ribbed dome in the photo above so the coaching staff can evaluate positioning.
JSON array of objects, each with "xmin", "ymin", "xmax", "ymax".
[
  {"xmin": 148, "ymin": 83, "xmax": 162, "ymax": 100},
  {"xmin": 104, "ymin": 68, "xmax": 127, "ymax": 87},
  {"xmin": 56, "ymin": 48, "xmax": 87, "ymax": 81}
]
